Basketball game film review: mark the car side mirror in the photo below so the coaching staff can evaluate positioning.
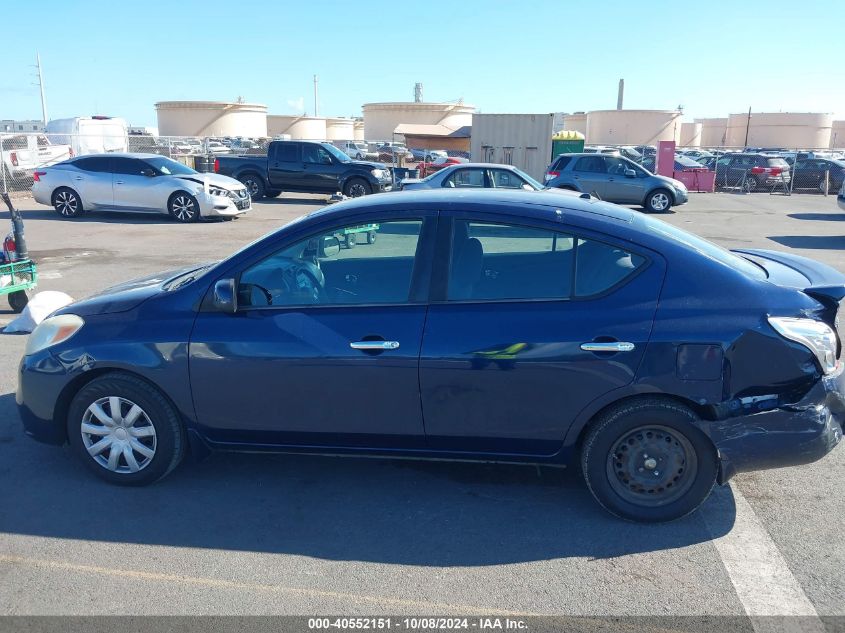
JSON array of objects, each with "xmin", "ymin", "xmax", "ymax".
[
  {"xmin": 213, "ymin": 278, "xmax": 237, "ymax": 313},
  {"xmin": 625, "ymin": 169, "xmax": 637, "ymax": 178},
  {"xmin": 318, "ymin": 236, "xmax": 341, "ymax": 258}
]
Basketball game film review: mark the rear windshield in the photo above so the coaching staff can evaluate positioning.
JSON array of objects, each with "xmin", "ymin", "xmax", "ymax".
[
  {"xmin": 767, "ymin": 158, "xmax": 789, "ymax": 168},
  {"xmin": 644, "ymin": 218, "xmax": 767, "ymax": 280}
]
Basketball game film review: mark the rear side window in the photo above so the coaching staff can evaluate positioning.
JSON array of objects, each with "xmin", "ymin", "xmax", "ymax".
[
  {"xmin": 74, "ymin": 157, "xmax": 112, "ymax": 172},
  {"xmin": 574, "ymin": 156, "xmax": 607, "ymax": 173},
  {"xmin": 552, "ymin": 155, "xmax": 572, "ymax": 170},
  {"xmin": 447, "ymin": 220, "xmax": 645, "ymax": 301},
  {"xmin": 274, "ymin": 143, "xmax": 298, "ymax": 162},
  {"xmin": 575, "ymin": 239, "xmax": 645, "ymax": 296}
]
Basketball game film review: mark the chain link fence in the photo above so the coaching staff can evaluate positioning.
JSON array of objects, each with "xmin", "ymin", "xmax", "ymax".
[{"xmin": 3, "ymin": 131, "xmax": 842, "ymax": 198}]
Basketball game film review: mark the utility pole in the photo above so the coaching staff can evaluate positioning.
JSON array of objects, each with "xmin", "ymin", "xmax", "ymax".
[
  {"xmin": 36, "ymin": 53, "xmax": 48, "ymax": 125},
  {"xmin": 313, "ymin": 75, "xmax": 319, "ymax": 118}
]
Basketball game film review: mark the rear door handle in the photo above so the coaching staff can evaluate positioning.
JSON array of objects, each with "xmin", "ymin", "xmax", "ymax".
[
  {"xmin": 115, "ymin": 180, "xmax": 124, "ymax": 184},
  {"xmin": 580, "ymin": 342, "xmax": 635, "ymax": 352},
  {"xmin": 350, "ymin": 341, "xmax": 400, "ymax": 351},
  {"xmin": 74, "ymin": 176, "xmax": 83, "ymax": 181}
]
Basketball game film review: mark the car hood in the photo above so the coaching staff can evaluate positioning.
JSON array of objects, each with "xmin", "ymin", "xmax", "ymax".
[
  {"xmin": 55, "ymin": 264, "xmax": 209, "ymax": 317},
  {"xmin": 348, "ymin": 160, "xmax": 388, "ymax": 170},
  {"xmin": 171, "ymin": 173, "xmax": 245, "ymax": 190},
  {"xmin": 653, "ymin": 174, "xmax": 686, "ymax": 189}
]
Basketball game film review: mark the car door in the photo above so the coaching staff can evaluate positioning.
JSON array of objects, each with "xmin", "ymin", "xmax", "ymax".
[
  {"xmin": 189, "ymin": 213, "xmax": 437, "ymax": 447},
  {"xmin": 489, "ymin": 168, "xmax": 530, "ymax": 190},
  {"xmin": 69, "ymin": 156, "xmax": 114, "ymax": 208},
  {"xmin": 111, "ymin": 157, "xmax": 157, "ymax": 211},
  {"xmin": 603, "ymin": 157, "xmax": 645, "ymax": 203},
  {"xmin": 571, "ymin": 155, "xmax": 611, "ymax": 198},
  {"xmin": 301, "ymin": 144, "xmax": 340, "ymax": 193},
  {"xmin": 268, "ymin": 142, "xmax": 301, "ymax": 191},
  {"xmin": 441, "ymin": 167, "xmax": 488, "ymax": 189},
  {"xmin": 419, "ymin": 215, "xmax": 665, "ymax": 455}
]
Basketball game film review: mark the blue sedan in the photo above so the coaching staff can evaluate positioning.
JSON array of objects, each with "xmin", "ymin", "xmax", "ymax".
[{"xmin": 17, "ymin": 189, "xmax": 845, "ymax": 522}]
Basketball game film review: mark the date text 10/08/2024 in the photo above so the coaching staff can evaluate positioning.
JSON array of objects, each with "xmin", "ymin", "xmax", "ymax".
[{"xmin": 308, "ymin": 618, "xmax": 529, "ymax": 630}]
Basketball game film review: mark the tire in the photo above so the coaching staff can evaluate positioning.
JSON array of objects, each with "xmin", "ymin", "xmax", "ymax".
[
  {"xmin": 345, "ymin": 233, "xmax": 357, "ymax": 248},
  {"xmin": 168, "ymin": 192, "xmax": 200, "ymax": 223},
  {"xmin": 343, "ymin": 177, "xmax": 371, "ymax": 198},
  {"xmin": 644, "ymin": 188, "xmax": 673, "ymax": 213},
  {"xmin": 265, "ymin": 189, "xmax": 283, "ymax": 198},
  {"xmin": 239, "ymin": 173, "xmax": 266, "ymax": 199},
  {"xmin": 8, "ymin": 290, "xmax": 28, "ymax": 313},
  {"xmin": 52, "ymin": 187, "xmax": 83, "ymax": 218},
  {"xmin": 744, "ymin": 176, "xmax": 760, "ymax": 192},
  {"xmin": 67, "ymin": 373, "xmax": 185, "ymax": 486},
  {"xmin": 366, "ymin": 230, "xmax": 377, "ymax": 244},
  {"xmin": 581, "ymin": 398, "xmax": 718, "ymax": 523}
]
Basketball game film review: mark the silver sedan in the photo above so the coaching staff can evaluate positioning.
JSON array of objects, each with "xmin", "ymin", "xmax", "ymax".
[
  {"xmin": 399, "ymin": 163, "xmax": 546, "ymax": 191},
  {"xmin": 32, "ymin": 153, "xmax": 250, "ymax": 223}
]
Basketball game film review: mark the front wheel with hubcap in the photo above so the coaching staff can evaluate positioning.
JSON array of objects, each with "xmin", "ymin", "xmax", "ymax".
[
  {"xmin": 52, "ymin": 187, "xmax": 83, "ymax": 218},
  {"xmin": 169, "ymin": 192, "xmax": 200, "ymax": 223},
  {"xmin": 240, "ymin": 174, "xmax": 265, "ymax": 199},
  {"xmin": 644, "ymin": 189, "xmax": 672, "ymax": 213},
  {"xmin": 68, "ymin": 373, "xmax": 185, "ymax": 485},
  {"xmin": 343, "ymin": 178, "xmax": 371, "ymax": 198},
  {"xmin": 581, "ymin": 398, "xmax": 718, "ymax": 522}
]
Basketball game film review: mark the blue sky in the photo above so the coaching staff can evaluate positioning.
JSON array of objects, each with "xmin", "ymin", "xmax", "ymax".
[{"xmin": 2, "ymin": 0, "xmax": 842, "ymax": 126}]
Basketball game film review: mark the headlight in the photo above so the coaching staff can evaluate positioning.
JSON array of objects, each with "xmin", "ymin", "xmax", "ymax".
[
  {"xmin": 673, "ymin": 181, "xmax": 687, "ymax": 193},
  {"xmin": 768, "ymin": 316, "xmax": 839, "ymax": 374},
  {"xmin": 208, "ymin": 186, "xmax": 229, "ymax": 197},
  {"xmin": 371, "ymin": 169, "xmax": 386, "ymax": 179},
  {"xmin": 25, "ymin": 314, "xmax": 85, "ymax": 356}
]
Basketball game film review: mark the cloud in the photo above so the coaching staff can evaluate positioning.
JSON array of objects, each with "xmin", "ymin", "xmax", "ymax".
[{"xmin": 286, "ymin": 97, "xmax": 305, "ymax": 114}]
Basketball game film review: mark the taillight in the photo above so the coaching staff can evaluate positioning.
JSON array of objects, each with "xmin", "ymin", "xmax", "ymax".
[
  {"xmin": 3, "ymin": 235, "xmax": 17, "ymax": 262},
  {"xmin": 750, "ymin": 166, "xmax": 766, "ymax": 175},
  {"xmin": 33, "ymin": 171, "xmax": 46, "ymax": 182},
  {"xmin": 69, "ymin": 148, "xmax": 75, "ymax": 157},
  {"xmin": 10, "ymin": 152, "xmax": 18, "ymax": 167},
  {"xmin": 769, "ymin": 167, "xmax": 782, "ymax": 176},
  {"xmin": 544, "ymin": 170, "xmax": 560, "ymax": 182},
  {"xmin": 213, "ymin": 158, "xmax": 220, "ymax": 173}
]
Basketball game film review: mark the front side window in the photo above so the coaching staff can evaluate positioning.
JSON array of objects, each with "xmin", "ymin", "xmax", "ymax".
[
  {"xmin": 447, "ymin": 220, "xmax": 645, "ymax": 302},
  {"xmin": 239, "ymin": 220, "xmax": 423, "ymax": 308},
  {"xmin": 112, "ymin": 157, "xmax": 148, "ymax": 175},
  {"xmin": 490, "ymin": 169, "xmax": 528, "ymax": 189},
  {"xmin": 303, "ymin": 144, "xmax": 333, "ymax": 164}
]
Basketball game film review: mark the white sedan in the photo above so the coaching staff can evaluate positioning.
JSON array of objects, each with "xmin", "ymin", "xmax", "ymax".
[{"xmin": 32, "ymin": 153, "xmax": 250, "ymax": 222}]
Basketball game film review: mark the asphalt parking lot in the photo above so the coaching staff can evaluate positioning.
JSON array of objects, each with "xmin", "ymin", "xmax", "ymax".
[{"xmin": 0, "ymin": 190, "xmax": 843, "ymax": 621}]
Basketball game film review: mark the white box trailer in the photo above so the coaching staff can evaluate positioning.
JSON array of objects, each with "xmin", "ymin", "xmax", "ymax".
[
  {"xmin": 470, "ymin": 113, "xmax": 554, "ymax": 182},
  {"xmin": 46, "ymin": 116, "xmax": 128, "ymax": 155}
]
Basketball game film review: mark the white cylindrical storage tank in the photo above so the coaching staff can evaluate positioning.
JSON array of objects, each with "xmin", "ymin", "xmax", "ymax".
[
  {"xmin": 562, "ymin": 113, "xmax": 587, "ymax": 135},
  {"xmin": 353, "ymin": 120, "xmax": 365, "ymax": 141},
  {"xmin": 362, "ymin": 102, "xmax": 475, "ymax": 141},
  {"xmin": 680, "ymin": 122, "xmax": 702, "ymax": 147},
  {"xmin": 829, "ymin": 120, "xmax": 845, "ymax": 149},
  {"xmin": 155, "ymin": 101, "xmax": 267, "ymax": 137},
  {"xmin": 695, "ymin": 118, "xmax": 727, "ymax": 147},
  {"xmin": 267, "ymin": 115, "xmax": 327, "ymax": 140},
  {"xmin": 725, "ymin": 112, "xmax": 833, "ymax": 148},
  {"xmin": 585, "ymin": 109, "xmax": 682, "ymax": 145},
  {"xmin": 325, "ymin": 117, "xmax": 355, "ymax": 141}
]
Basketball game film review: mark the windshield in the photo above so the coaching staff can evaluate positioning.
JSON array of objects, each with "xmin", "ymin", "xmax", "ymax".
[
  {"xmin": 644, "ymin": 217, "xmax": 766, "ymax": 279},
  {"xmin": 321, "ymin": 143, "xmax": 351, "ymax": 162},
  {"xmin": 511, "ymin": 167, "xmax": 545, "ymax": 190},
  {"xmin": 145, "ymin": 156, "xmax": 198, "ymax": 175}
]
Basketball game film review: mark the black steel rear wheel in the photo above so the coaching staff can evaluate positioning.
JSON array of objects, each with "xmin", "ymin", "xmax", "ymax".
[{"xmin": 581, "ymin": 398, "xmax": 718, "ymax": 522}]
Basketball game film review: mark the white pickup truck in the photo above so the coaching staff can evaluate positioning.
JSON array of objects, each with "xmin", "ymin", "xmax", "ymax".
[{"xmin": 1, "ymin": 134, "xmax": 72, "ymax": 186}]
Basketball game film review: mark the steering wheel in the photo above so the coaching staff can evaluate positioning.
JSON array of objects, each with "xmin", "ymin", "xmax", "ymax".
[
  {"xmin": 281, "ymin": 260, "xmax": 325, "ymax": 304},
  {"xmin": 239, "ymin": 283, "xmax": 274, "ymax": 306}
]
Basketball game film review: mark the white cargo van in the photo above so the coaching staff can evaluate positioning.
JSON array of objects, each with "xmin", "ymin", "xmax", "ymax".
[{"xmin": 46, "ymin": 116, "xmax": 128, "ymax": 156}]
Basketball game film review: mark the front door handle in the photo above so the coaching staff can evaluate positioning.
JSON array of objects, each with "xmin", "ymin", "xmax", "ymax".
[
  {"xmin": 580, "ymin": 342, "xmax": 635, "ymax": 352},
  {"xmin": 350, "ymin": 340, "xmax": 400, "ymax": 351},
  {"xmin": 115, "ymin": 180, "xmax": 124, "ymax": 184}
]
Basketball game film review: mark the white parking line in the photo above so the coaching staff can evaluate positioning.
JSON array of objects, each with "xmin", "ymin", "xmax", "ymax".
[{"xmin": 703, "ymin": 486, "xmax": 824, "ymax": 631}]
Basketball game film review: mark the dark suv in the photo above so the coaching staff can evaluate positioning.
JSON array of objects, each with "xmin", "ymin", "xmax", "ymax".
[{"xmin": 715, "ymin": 154, "xmax": 791, "ymax": 191}]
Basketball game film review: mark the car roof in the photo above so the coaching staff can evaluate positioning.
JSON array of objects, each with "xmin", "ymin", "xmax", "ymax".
[
  {"xmin": 435, "ymin": 162, "xmax": 523, "ymax": 170},
  {"xmin": 70, "ymin": 152, "xmax": 166, "ymax": 160}
]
